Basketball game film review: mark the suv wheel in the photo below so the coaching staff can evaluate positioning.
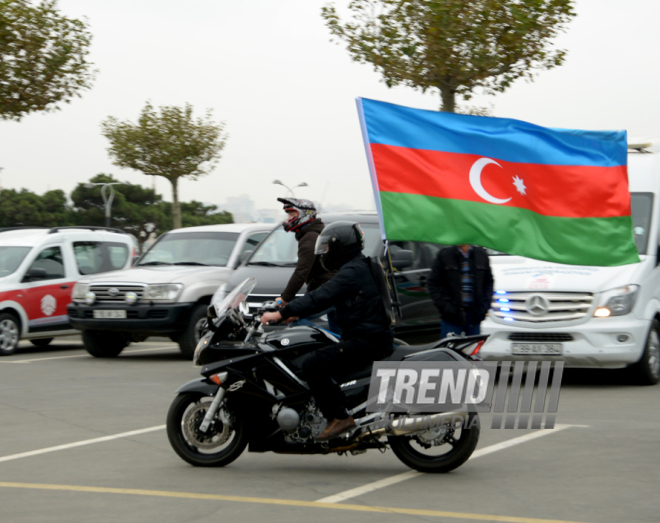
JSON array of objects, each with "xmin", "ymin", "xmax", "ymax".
[
  {"xmin": 177, "ymin": 304, "xmax": 208, "ymax": 360},
  {"xmin": 629, "ymin": 319, "xmax": 660, "ymax": 385},
  {"xmin": 83, "ymin": 330, "xmax": 129, "ymax": 358},
  {"xmin": 0, "ymin": 313, "xmax": 20, "ymax": 356}
]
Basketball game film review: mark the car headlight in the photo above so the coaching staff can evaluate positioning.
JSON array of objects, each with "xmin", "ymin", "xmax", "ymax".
[
  {"xmin": 594, "ymin": 285, "xmax": 639, "ymax": 317},
  {"xmin": 72, "ymin": 283, "xmax": 90, "ymax": 302},
  {"xmin": 144, "ymin": 283, "xmax": 183, "ymax": 302}
]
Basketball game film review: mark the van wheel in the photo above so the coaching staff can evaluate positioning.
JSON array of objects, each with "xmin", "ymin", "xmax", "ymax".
[
  {"xmin": 177, "ymin": 304, "xmax": 208, "ymax": 360},
  {"xmin": 30, "ymin": 338, "xmax": 53, "ymax": 347},
  {"xmin": 0, "ymin": 313, "xmax": 20, "ymax": 356},
  {"xmin": 82, "ymin": 330, "xmax": 128, "ymax": 358},
  {"xmin": 629, "ymin": 319, "xmax": 660, "ymax": 385}
]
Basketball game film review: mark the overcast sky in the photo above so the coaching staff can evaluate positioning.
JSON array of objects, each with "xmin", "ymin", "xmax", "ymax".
[{"xmin": 1, "ymin": 0, "xmax": 658, "ymax": 214}]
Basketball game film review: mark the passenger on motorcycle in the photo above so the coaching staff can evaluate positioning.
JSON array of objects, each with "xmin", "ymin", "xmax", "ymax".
[{"xmin": 261, "ymin": 221, "xmax": 394, "ymax": 441}]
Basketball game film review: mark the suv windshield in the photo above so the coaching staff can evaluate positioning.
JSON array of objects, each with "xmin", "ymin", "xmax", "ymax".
[
  {"xmin": 0, "ymin": 246, "xmax": 31, "ymax": 277},
  {"xmin": 249, "ymin": 223, "xmax": 382, "ymax": 266},
  {"xmin": 139, "ymin": 231, "xmax": 239, "ymax": 267}
]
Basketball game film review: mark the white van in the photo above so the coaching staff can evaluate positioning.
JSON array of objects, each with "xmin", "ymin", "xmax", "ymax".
[
  {"xmin": 480, "ymin": 142, "xmax": 660, "ymax": 384},
  {"xmin": 0, "ymin": 226, "xmax": 135, "ymax": 355}
]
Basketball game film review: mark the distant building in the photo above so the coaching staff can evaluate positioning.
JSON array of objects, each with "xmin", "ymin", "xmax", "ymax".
[{"xmin": 222, "ymin": 194, "xmax": 256, "ymax": 223}]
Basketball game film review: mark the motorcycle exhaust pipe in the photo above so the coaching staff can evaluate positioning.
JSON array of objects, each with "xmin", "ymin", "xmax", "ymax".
[{"xmin": 357, "ymin": 411, "xmax": 469, "ymax": 439}]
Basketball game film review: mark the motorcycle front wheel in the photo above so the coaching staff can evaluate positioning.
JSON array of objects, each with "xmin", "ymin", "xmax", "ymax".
[
  {"xmin": 388, "ymin": 412, "xmax": 480, "ymax": 473},
  {"xmin": 167, "ymin": 392, "xmax": 248, "ymax": 467}
]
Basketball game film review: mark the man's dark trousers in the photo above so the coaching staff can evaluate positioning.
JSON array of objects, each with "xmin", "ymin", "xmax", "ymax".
[{"xmin": 302, "ymin": 331, "xmax": 393, "ymax": 420}]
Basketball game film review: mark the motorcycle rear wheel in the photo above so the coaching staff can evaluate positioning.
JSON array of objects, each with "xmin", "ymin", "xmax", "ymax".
[
  {"xmin": 167, "ymin": 392, "xmax": 248, "ymax": 467},
  {"xmin": 388, "ymin": 413, "xmax": 480, "ymax": 473}
]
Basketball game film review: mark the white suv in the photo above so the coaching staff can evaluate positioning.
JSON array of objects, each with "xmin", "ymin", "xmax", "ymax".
[
  {"xmin": 0, "ymin": 226, "xmax": 135, "ymax": 355},
  {"xmin": 68, "ymin": 223, "xmax": 273, "ymax": 359}
]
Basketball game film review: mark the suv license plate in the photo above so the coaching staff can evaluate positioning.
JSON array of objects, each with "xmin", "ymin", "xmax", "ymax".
[
  {"xmin": 512, "ymin": 343, "xmax": 562, "ymax": 355},
  {"xmin": 93, "ymin": 310, "xmax": 127, "ymax": 319}
]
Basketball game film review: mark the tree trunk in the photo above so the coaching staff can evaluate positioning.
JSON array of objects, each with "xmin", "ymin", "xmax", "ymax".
[
  {"xmin": 170, "ymin": 177, "xmax": 182, "ymax": 229},
  {"xmin": 440, "ymin": 85, "xmax": 456, "ymax": 113}
]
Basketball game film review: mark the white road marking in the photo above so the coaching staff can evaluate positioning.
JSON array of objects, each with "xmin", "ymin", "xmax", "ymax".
[
  {"xmin": 0, "ymin": 346, "xmax": 179, "ymax": 363},
  {"xmin": 0, "ymin": 425, "xmax": 166, "ymax": 463},
  {"xmin": 315, "ymin": 424, "xmax": 585, "ymax": 503}
]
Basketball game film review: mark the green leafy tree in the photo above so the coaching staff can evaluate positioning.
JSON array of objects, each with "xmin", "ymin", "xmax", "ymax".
[
  {"xmin": 100, "ymin": 102, "xmax": 228, "ymax": 229},
  {"xmin": 0, "ymin": 188, "xmax": 72, "ymax": 227},
  {"xmin": 322, "ymin": 0, "xmax": 575, "ymax": 112},
  {"xmin": 70, "ymin": 174, "xmax": 169, "ymax": 245},
  {"xmin": 0, "ymin": 0, "xmax": 95, "ymax": 121}
]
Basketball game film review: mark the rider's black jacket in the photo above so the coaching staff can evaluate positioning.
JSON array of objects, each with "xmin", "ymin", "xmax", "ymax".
[{"xmin": 279, "ymin": 254, "xmax": 393, "ymax": 339}]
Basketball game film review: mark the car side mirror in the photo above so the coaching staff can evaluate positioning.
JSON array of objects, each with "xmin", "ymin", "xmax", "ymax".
[
  {"xmin": 23, "ymin": 268, "xmax": 48, "ymax": 282},
  {"xmin": 238, "ymin": 250, "xmax": 254, "ymax": 266},
  {"xmin": 391, "ymin": 250, "xmax": 414, "ymax": 270}
]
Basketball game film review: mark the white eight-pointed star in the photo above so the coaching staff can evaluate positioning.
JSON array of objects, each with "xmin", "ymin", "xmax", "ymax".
[{"xmin": 512, "ymin": 175, "xmax": 527, "ymax": 195}]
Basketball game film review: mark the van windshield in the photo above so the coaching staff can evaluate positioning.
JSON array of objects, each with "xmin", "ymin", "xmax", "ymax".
[
  {"xmin": 0, "ymin": 246, "xmax": 31, "ymax": 277},
  {"xmin": 631, "ymin": 192, "xmax": 653, "ymax": 255},
  {"xmin": 248, "ymin": 223, "xmax": 382, "ymax": 266}
]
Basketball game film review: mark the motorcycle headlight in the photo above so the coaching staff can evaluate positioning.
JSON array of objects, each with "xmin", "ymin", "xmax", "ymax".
[
  {"xmin": 144, "ymin": 283, "xmax": 183, "ymax": 302},
  {"xmin": 72, "ymin": 283, "xmax": 90, "ymax": 302},
  {"xmin": 594, "ymin": 285, "xmax": 639, "ymax": 317}
]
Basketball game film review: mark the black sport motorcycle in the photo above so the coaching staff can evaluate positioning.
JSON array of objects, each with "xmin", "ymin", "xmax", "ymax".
[{"xmin": 166, "ymin": 278, "xmax": 488, "ymax": 473}]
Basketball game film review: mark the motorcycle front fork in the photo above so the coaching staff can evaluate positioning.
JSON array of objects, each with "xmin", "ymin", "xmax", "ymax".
[{"xmin": 199, "ymin": 387, "xmax": 226, "ymax": 433}]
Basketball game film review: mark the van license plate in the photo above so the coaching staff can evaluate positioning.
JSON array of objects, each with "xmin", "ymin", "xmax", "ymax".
[
  {"xmin": 512, "ymin": 343, "xmax": 562, "ymax": 355},
  {"xmin": 93, "ymin": 310, "xmax": 127, "ymax": 319}
]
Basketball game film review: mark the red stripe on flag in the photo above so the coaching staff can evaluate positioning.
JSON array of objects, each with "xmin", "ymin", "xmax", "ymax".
[{"xmin": 371, "ymin": 144, "xmax": 631, "ymax": 219}]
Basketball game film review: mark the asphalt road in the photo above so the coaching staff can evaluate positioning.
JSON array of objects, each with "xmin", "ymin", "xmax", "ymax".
[{"xmin": 0, "ymin": 336, "xmax": 658, "ymax": 523}]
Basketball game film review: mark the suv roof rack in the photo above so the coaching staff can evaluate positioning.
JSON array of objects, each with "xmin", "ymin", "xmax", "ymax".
[
  {"xmin": 0, "ymin": 226, "xmax": 50, "ymax": 234},
  {"xmin": 48, "ymin": 226, "xmax": 127, "ymax": 235}
]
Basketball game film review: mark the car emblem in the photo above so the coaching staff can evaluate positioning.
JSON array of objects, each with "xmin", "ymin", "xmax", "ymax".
[
  {"xmin": 280, "ymin": 338, "xmax": 290, "ymax": 346},
  {"xmin": 108, "ymin": 287, "xmax": 119, "ymax": 297},
  {"xmin": 525, "ymin": 295, "xmax": 550, "ymax": 316}
]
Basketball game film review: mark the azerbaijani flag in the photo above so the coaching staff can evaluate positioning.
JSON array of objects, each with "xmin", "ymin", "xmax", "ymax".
[{"xmin": 356, "ymin": 98, "xmax": 640, "ymax": 267}]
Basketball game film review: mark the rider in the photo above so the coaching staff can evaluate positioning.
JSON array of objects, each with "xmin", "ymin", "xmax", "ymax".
[
  {"xmin": 276, "ymin": 197, "xmax": 335, "ymax": 307},
  {"xmin": 261, "ymin": 221, "xmax": 394, "ymax": 441}
]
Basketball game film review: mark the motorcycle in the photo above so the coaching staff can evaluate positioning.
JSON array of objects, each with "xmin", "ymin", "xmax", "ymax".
[{"xmin": 166, "ymin": 278, "xmax": 489, "ymax": 473}]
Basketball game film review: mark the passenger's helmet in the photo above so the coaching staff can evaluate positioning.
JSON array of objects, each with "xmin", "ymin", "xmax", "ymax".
[
  {"xmin": 278, "ymin": 198, "xmax": 316, "ymax": 233},
  {"xmin": 314, "ymin": 221, "xmax": 365, "ymax": 271}
]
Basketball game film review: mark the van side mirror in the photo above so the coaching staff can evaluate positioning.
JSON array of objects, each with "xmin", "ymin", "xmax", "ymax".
[
  {"xmin": 23, "ymin": 268, "xmax": 48, "ymax": 282},
  {"xmin": 238, "ymin": 250, "xmax": 254, "ymax": 266},
  {"xmin": 391, "ymin": 250, "xmax": 414, "ymax": 270}
]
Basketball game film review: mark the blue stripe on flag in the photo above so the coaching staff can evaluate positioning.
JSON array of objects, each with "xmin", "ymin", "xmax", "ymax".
[{"xmin": 359, "ymin": 98, "xmax": 627, "ymax": 167}]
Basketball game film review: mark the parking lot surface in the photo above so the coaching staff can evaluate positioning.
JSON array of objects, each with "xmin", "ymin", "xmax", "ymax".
[{"xmin": 1, "ymin": 336, "xmax": 658, "ymax": 523}]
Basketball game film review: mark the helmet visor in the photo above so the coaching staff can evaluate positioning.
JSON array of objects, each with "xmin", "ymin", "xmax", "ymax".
[{"xmin": 314, "ymin": 235, "xmax": 330, "ymax": 256}]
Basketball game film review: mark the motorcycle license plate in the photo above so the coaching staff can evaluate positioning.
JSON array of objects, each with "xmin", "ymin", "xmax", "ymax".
[
  {"xmin": 511, "ymin": 343, "xmax": 562, "ymax": 355},
  {"xmin": 93, "ymin": 310, "xmax": 127, "ymax": 319}
]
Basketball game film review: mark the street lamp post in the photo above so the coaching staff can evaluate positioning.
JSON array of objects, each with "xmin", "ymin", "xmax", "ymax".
[
  {"xmin": 272, "ymin": 179, "xmax": 309, "ymax": 198},
  {"xmin": 85, "ymin": 182, "xmax": 125, "ymax": 228}
]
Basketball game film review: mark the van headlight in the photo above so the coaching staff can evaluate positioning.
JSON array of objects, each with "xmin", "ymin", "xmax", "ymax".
[
  {"xmin": 594, "ymin": 285, "xmax": 639, "ymax": 317},
  {"xmin": 72, "ymin": 283, "xmax": 89, "ymax": 302},
  {"xmin": 144, "ymin": 283, "xmax": 183, "ymax": 302}
]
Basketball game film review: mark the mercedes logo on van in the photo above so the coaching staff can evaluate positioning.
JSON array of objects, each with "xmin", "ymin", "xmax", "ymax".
[
  {"xmin": 525, "ymin": 295, "xmax": 550, "ymax": 316},
  {"xmin": 108, "ymin": 287, "xmax": 119, "ymax": 297}
]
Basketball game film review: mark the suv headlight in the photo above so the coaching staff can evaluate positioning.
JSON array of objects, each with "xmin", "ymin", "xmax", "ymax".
[
  {"xmin": 594, "ymin": 285, "xmax": 639, "ymax": 317},
  {"xmin": 144, "ymin": 283, "xmax": 183, "ymax": 302},
  {"xmin": 72, "ymin": 283, "xmax": 90, "ymax": 302}
]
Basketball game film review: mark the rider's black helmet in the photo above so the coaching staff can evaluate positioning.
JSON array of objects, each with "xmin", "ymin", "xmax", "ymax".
[{"xmin": 314, "ymin": 221, "xmax": 365, "ymax": 271}]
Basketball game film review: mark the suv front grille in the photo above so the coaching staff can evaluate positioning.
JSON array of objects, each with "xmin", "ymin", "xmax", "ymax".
[
  {"xmin": 492, "ymin": 292, "xmax": 593, "ymax": 323},
  {"xmin": 90, "ymin": 285, "xmax": 145, "ymax": 303},
  {"xmin": 508, "ymin": 333, "xmax": 574, "ymax": 342}
]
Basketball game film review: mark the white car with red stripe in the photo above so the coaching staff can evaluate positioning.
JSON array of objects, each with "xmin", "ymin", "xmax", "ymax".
[{"xmin": 0, "ymin": 226, "xmax": 135, "ymax": 355}]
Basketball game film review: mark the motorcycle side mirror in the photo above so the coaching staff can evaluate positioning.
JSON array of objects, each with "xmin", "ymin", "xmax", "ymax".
[{"xmin": 391, "ymin": 249, "xmax": 413, "ymax": 270}]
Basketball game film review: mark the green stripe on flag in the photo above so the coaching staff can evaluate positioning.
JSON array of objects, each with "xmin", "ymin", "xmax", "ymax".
[{"xmin": 380, "ymin": 192, "xmax": 640, "ymax": 266}]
